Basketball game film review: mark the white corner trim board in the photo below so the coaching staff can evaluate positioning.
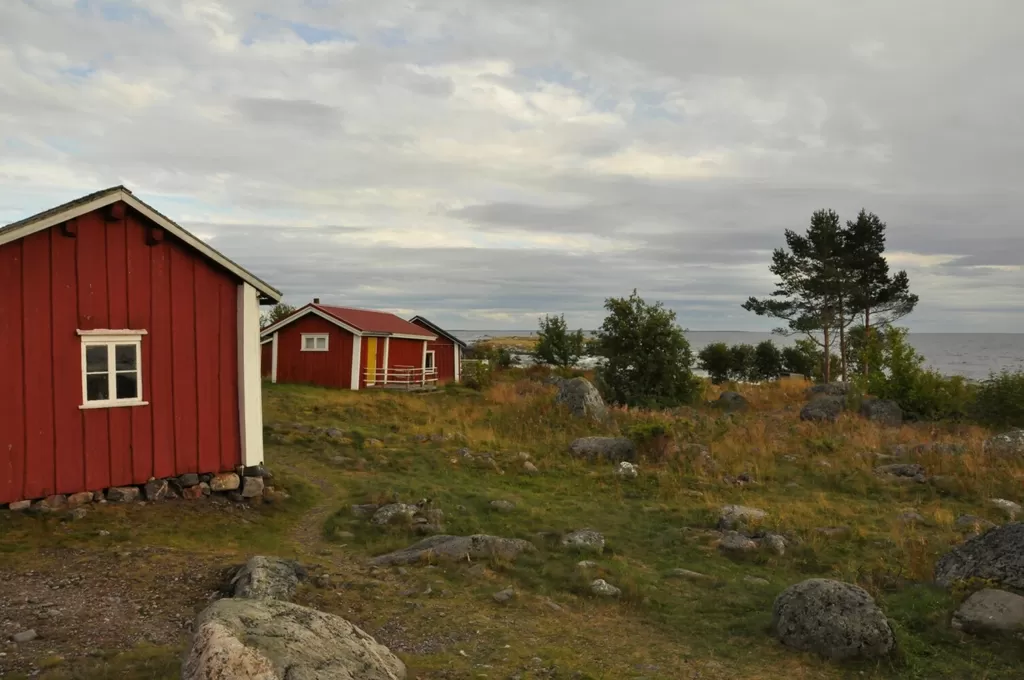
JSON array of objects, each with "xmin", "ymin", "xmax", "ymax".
[
  {"xmin": 237, "ymin": 283, "xmax": 264, "ymax": 466},
  {"xmin": 383, "ymin": 337, "xmax": 390, "ymax": 385},
  {"xmin": 350, "ymin": 335, "xmax": 362, "ymax": 391},
  {"xmin": 271, "ymin": 332, "xmax": 279, "ymax": 384},
  {"xmin": 454, "ymin": 345, "xmax": 461, "ymax": 382}
]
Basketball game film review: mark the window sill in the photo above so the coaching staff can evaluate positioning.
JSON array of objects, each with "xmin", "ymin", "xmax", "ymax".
[
  {"xmin": 300, "ymin": 349, "xmax": 330, "ymax": 352},
  {"xmin": 79, "ymin": 400, "xmax": 149, "ymax": 410}
]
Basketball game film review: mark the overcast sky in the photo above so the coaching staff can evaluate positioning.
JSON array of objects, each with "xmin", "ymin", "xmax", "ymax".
[{"xmin": 2, "ymin": 1, "xmax": 1022, "ymax": 331}]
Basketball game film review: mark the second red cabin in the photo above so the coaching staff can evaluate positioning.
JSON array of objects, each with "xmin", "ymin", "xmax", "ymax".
[{"xmin": 261, "ymin": 303, "xmax": 439, "ymax": 390}]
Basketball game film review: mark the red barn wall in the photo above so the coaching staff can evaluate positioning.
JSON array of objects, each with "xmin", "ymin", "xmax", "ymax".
[
  {"xmin": 275, "ymin": 315, "xmax": 353, "ymax": 389},
  {"xmin": 428, "ymin": 338, "xmax": 457, "ymax": 383},
  {"xmin": 0, "ymin": 206, "xmax": 241, "ymax": 504},
  {"xmin": 370, "ymin": 337, "xmax": 424, "ymax": 387},
  {"xmin": 261, "ymin": 342, "xmax": 272, "ymax": 378}
]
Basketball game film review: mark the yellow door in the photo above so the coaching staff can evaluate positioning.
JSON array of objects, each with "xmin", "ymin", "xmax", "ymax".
[{"xmin": 366, "ymin": 338, "xmax": 378, "ymax": 385}]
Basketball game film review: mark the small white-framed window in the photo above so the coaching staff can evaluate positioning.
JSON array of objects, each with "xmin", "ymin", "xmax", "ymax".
[
  {"xmin": 302, "ymin": 333, "xmax": 329, "ymax": 352},
  {"xmin": 78, "ymin": 330, "xmax": 147, "ymax": 409},
  {"xmin": 425, "ymin": 350, "xmax": 435, "ymax": 370}
]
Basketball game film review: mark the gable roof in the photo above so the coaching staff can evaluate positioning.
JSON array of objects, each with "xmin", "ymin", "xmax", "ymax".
[
  {"xmin": 261, "ymin": 303, "xmax": 436, "ymax": 340},
  {"xmin": 409, "ymin": 316, "xmax": 468, "ymax": 348},
  {"xmin": 0, "ymin": 186, "xmax": 281, "ymax": 302}
]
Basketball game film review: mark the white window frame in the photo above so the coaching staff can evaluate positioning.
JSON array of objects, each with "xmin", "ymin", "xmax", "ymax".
[
  {"xmin": 424, "ymin": 350, "xmax": 436, "ymax": 370},
  {"xmin": 78, "ymin": 330, "xmax": 148, "ymax": 409},
  {"xmin": 301, "ymin": 333, "xmax": 330, "ymax": 352}
]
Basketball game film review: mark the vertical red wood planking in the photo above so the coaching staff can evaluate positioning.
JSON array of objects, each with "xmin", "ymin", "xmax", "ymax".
[
  {"xmin": 126, "ymin": 216, "xmax": 154, "ymax": 482},
  {"xmin": 51, "ymin": 226, "xmax": 84, "ymax": 494},
  {"xmin": 169, "ymin": 244, "xmax": 199, "ymax": 473},
  {"xmin": 106, "ymin": 218, "xmax": 132, "ymax": 486},
  {"xmin": 219, "ymin": 280, "xmax": 240, "ymax": 471},
  {"xmin": 194, "ymin": 261, "xmax": 221, "ymax": 474},
  {"xmin": 21, "ymin": 231, "xmax": 56, "ymax": 498},
  {"xmin": 77, "ymin": 213, "xmax": 112, "ymax": 491},
  {"xmin": 149, "ymin": 238, "xmax": 176, "ymax": 479},
  {"xmin": 261, "ymin": 341, "xmax": 272, "ymax": 378},
  {"xmin": 0, "ymin": 241, "xmax": 26, "ymax": 502}
]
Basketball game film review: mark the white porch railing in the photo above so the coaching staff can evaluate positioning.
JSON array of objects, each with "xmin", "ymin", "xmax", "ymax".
[{"xmin": 364, "ymin": 365, "xmax": 438, "ymax": 389}]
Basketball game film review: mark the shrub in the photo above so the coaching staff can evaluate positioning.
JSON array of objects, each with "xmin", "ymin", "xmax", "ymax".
[
  {"xmin": 461, "ymin": 360, "xmax": 493, "ymax": 390},
  {"xmin": 972, "ymin": 371, "xmax": 1024, "ymax": 429},
  {"xmin": 467, "ymin": 341, "xmax": 517, "ymax": 370},
  {"xmin": 625, "ymin": 421, "xmax": 673, "ymax": 461},
  {"xmin": 535, "ymin": 314, "xmax": 586, "ymax": 368},
  {"xmin": 781, "ymin": 338, "xmax": 819, "ymax": 378},
  {"xmin": 697, "ymin": 342, "xmax": 732, "ymax": 384},
  {"xmin": 728, "ymin": 344, "xmax": 757, "ymax": 381},
  {"xmin": 592, "ymin": 290, "xmax": 701, "ymax": 408},
  {"xmin": 753, "ymin": 340, "xmax": 784, "ymax": 381}
]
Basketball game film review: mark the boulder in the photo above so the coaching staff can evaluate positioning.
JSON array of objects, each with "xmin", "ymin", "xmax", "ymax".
[
  {"xmin": 183, "ymin": 597, "xmax": 405, "ymax": 680},
  {"xmin": 860, "ymin": 399, "xmax": 903, "ymax": 426},
  {"xmin": 8, "ymin": 500, "xmax": 31, "ymax": 511},
  {"xmin": 984, "ymin": 429, "xmax": 1024, "ymax": 457},
  {"xmin": 555, "ymin": 378, "xmax": 607, "ymax": 421},
  {"xmin": 40, "ymin": 494, "xmax": 68, "ymax": 511},
  {"xmin": 714, "ymin": 391, "xmax": 749, "ymax": 413},
  {"xmin": 952, "ymin": 589, "xmax": 1024, "ymax": 635},
  {"xmin": 369, "ymin": 534, "xmax": 534, "ymax": 566},
  {"xmin": 590, "ymin": 579, "xmax": 621, "ymax": 597},
  {"xmin": 178, "ymin": 473, "xmax": 201, "ymax": 487},
  {"xmin": 182, "ymin": 485, "xmax": 205, "ymax": 501},
  {"xmin": 614, "ymin": 461, "xmax": 638, "ymax": 479},
  {"xmin": 523, "ymin": 461, "xmax": 540, "ymax": 476},
  {"xmin": 492, "ymin": 587, "xmax": 516, "ymax": 604},
  {"xmin": 230, "ymin": 556, "xmax": 307, "ymax": 601},
  {"xmin": 772, "ymin": 579, "xmax": 895, "ymax": 661},
  {"xmin": 489, "ymin": 500, "xmax": 516, "ymax": 512},
  {"xmin": 806, "ymin": 382, "xmax": 851, "ymax": 398},
  {"xmin": 210, "ymin": 473, "xmax": 241, "ymax": 492},
  {"xmin": 935, "ymin": 523, "xmax": 1024, "ymax": 589},
  {"xmin": 762, "ymin": 533, "xmax": 787, "ymax": 556},
  {"xmin": 875, "ymin": 463, "xmax": 927, "ymax": 483},
  {"xmin": 988, "ymin": 498, "xmax": 1021, "ymax": 520},
  {"xmin": 568, "ymin": 437, "xmax": 636, "ymax": 463},
  {"xmin": 106, "ymin": 486, "xmax": 140, "ymax": 503},
  {"xmin": 561, "ymin": 529, "xmax": 605, "ymax": 553},
  {"xmin": 371, "ymin": 503, "xmax": 417, "ymax": 525},
  {"xmin": 717, "ymin": 504, "xmax": 767, "ymax": 530},
  {"xmin": 955, "ymin": 515, "xmax": 996, "ymax": 533},
  {"xmin": 241, "ymin": 476, "xmax": 265, "ymax": 498},
  {"xmin": 800, "ymin": 396, "xmax": 844, "ymax": 423},
  {"xmin": 718, "ymin": 531, "xmax": 758, "ymax": 555},
  {"xmin": 67, "ymin": 492, "xmax": 93, "ymax": 509},
  {"xmin": 144, "ymin": 479, "xmax": 169, "ymax": 502}
]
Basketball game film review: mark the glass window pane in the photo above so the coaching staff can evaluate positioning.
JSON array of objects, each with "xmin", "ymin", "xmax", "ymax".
[
  {"xmin": 115, "ymin": 344, "xmax": 137, "ymax": 370},
  {"xmin": 116, "ymin": 372, "xmax": 138, "ymax": 399},
  {"xmin": 316, "ymin": 337, "xmax": 326, "ymax": 349},
  {"xmin": 86, "ymin": 345, "xmax": 108, "ymax": 372},
  {"xmin": 425, "ymin": 353, "xmax": 434, "ymax": 368},
  {"xmin": 86, "ymin": 374, "xmax": 109, "ymax": 401},
  {"xmin": 304, "ymin": 337, "xmax": 313, "ymax": 349}
]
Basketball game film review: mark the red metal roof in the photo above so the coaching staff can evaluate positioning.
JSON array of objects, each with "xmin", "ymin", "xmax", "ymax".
[{"xmin": 314, "ymin": 304, "xmax": 435, "ymax": 338}]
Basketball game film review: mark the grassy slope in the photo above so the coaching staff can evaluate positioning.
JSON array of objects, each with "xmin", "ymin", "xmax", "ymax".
[{"xmin": 4, "ymin": 376, "xmax": 1024, "ymax": 678}]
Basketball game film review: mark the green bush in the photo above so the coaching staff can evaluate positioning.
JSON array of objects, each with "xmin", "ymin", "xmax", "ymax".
[
  {"xmin": 535, "ymin": 314, "xmax": 586, "ymax": 368},
  {"xmin": 728, "ymin": 344, "xmax": 757, "ymax": 381},
  {"xmin": 973, "ymin": 371, "xmax": 1024, "ymax": 429},
  {"xmin": 461, "ymin": 360, "xmax": 493, "ymax": 390},
  {"xmin": 697, "ymin": 342, "xmax": 732, "ymax": 384},
  {"xmin": 781, "ymin": 338, "xmax": 819, "ymax": 378},
  {"xmin": 753, "ymin": 340, "xmax": 784, "ymax": 381}
]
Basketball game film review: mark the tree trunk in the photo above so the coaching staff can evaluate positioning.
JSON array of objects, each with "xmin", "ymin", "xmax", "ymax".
[
  {"xmin": 863, "ymin": 307, "xmax": 871, "ymax": 377},
  {"xmin": 838, "ymin": 295, "xmax": 847, "ymax": 382},
  {"xmin": 822, "ymin": 324, "xmax": 831, "ymax": 383}
]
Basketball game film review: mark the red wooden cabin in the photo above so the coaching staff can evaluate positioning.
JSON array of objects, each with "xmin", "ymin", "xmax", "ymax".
[
  {"xmin": 0, "ymin": 186, "xmax": 280, "ymax": 506},
  {"xmin": 409, "ymin": 316, "xmax": 467, "ymax": 384},
  {"xmin": 261, "ymin": 302, "xmax": 438, "ymax": 390}
]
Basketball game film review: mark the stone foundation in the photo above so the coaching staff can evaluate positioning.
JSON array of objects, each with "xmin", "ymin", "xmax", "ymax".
[{"xmin": 2, "ymin": 464, "xmax": 287, "ymax": 514}]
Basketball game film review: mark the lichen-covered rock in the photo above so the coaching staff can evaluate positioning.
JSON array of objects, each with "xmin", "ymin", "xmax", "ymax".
[
  {"xmin": 106, "ymin": 486, "xmax": 140, "ymax": 503},
  {"xmin": 369, "ymin": 534, "xmax": 534, "ymax": 566},
  {"xmin": 561, "ymin": 529, "xmax": 605, "ymax": 553},
  {"xmin": 210, "ymin": 473, "xmax": 240, "ymax": 492},
  {"xmin": 590, "ymin": 579, "xmax": 621, "ymax": 597},
  {"xmin": 182, "ymin": 598, "xmax": 405, "ymax": 680},
  {"xmin": 144, "ymin": 479, "xmax": 169, "ymax": 501},
  {"xmin": 614, "ymin": 461, "xmax": 638, "ymax": 479},
  {"xmin": 229, "ymin": 556, "xmax": 307, "ymax": 601},
  {"xmin": 935, "ymin": 523, "xmax": 1024, "ymax": 589},
  {"xmin": 568, "ymin": 437, "xmax": 636, "ymax": 463},
  {"xmin": 984, "ymin": 429, "xmax": 1024, "ymax": 457},
  {"xmin": 714, "ymin": 391, "xmax": 749, "ymax": 413},
  {"xmin": 800, "ymin": 396, "xmax": 844, "ymax": 423},
  {"xmin": 860, "ymin": 399, "xmax": 903, "ymax": 426},
  {"xmin": 952, "ymin": 589, "xmax": 1024, "ymax": 635},
  {"xmin": 806, "ymin": 382, "xmax": 851, "ymax": 398},
  {"xmin": 489, "ymin": 500, "xmax": 516, "ymax": 512},
  {"xmin": 875, "ymin": 463, "xmax": 926, "ymax": 483},
  {"xmin": 772, "ymin": 579, "xmax": 895, "ymax": 661},
  {"xmin": 717, "ymin": 504, "xmax": 767, "ymax": 530},
  {"xmin": 718, "ymin": 531, "xmax": 758, "ymax": 555},
  {"xmin": 988, "ymin": 498, "xmax": 1021, "ymax": 519},
  {"xmin": 67, "ymin": 492, "xmax": 93, "ymax": 509},
  {"xmin": 241, "ymin": 476, "xmax": 265, "ymax": 498},
  {"xmin": 956, "ymin": 515, "xmax": 996, "ymax": 533},
  {"xmin": 371, "ymin": 503, "xmax": 417, "ymax": 525},
  {"xmin": 555, "ymin": 378, "xmax": 607, "ymax": 421},
  {"xmin": 762, "ymin": 533, "xmax": 787, "ymax": 556}
]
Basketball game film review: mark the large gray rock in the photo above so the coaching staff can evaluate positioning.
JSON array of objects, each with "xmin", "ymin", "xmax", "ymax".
[
  {"xmin": 714, "ymin": 391, "xmax": 749, "ymax": 413},
  {"xmin": 717, "ymin": 504, "xmax": 767, "ymax": 530},
  {"xmin": 952, "ymin": 589, "xmax": 1024, "ymax": 635},
  {"xmin": 875, "ymin": 463, "xmax": 927, "ymax": 483},
  {"xmin": 718, "ymin": 531, "xmax": 758, "ymax": 555},
  {"xmin": 772, "ymin": 579, "xmax": 895, "ymax": 661},
  {"xmin": 984, "ymin": 429, "xmax": 1024, "ymax": 457},
  {"xmin": 555, "ymin": 377, "xmax": 607, "ymax": 421},
  {"xmin": 806, "ymin": 382, "xmax": 851, "ymax": 398},
  {"xmin": 369, "ymin": 534, "xmax": 534, "ymax": 566},
  {"xmin": 860, "ymin": 399, "xmax": 903, "ymax": 426},
  {"xmin": 229, "ymin": 556, "xmax": 307, "ymax": 601},
  {"xmin": 568, "ymin": 437, "xmax": 636, "ymax": 463},
  {"xmin": 935, "ymin": 523, "xmax": 1024, "ymax": 589},
  {"xmin": 561, "ymin": 529, "xmax": 605, "ymax": 553},
  {"xmin": 182, "ymin": 597, "xmax": 405, "ymax": 680},
  {"xmin": 800, "ymin": 396, "xmax": 844, "ymax": 423}
]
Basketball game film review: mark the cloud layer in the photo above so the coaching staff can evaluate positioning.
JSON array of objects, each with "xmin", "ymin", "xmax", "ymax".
[{"xmin": 2, "ymin": 0, "xmax": 1022, "ymax": 330}]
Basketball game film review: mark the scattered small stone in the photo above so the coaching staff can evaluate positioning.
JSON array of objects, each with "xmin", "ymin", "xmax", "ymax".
[
  {"xmin": 561, "ymin": 529, "xmax": 605, "ymax": 553},
  {"xmin": 493, "ymin": 587, "xmax": 516, "ymax": 604},
  {"xmin": 543, "ymin": 598, "xmax": 563, "ymax": 612},
  {"xmin": 615, "ymin": 461, "xmax": 638, "ymax": 479},
  {"xmin": 743, "ymin": 575, "xmax": 770, "ymax": 586},
  {"xmin": 364, "ymin": 438, "xmax": 385, "ymax": 448},
  {"xmin": 590, "ymin": 579, "xmax": 621, "ymax": 597},
  {"xmin": 898, "ymin": 511, "xmax": 928, "ymax": 525},
  {"xmin": 988, "ymin": 498, "xmax": 1021, "ymax": 520},
  {"xmin": 351, "ymin": 504, "xmax": 380, "ymax": 518},
  {"xmin": 8, "ymin": 500, "xmax": 31, "ymax": 511},
  {"xmin": 781, "ymin": 455, "xmax": 799, "ymax": 463},
  {"xmin": 718, "ymin": 531, "xmax": 758, "ymax": 555},
  {"xmin": 717, "ymin": 504, "xmax": 767, "ymax": 530},
  {"xmin": 517, "ymin": 452, "xmax": 531, "ymax": 461},
  {"xmin": 97, "ymin": 530, "xmax": 111, "ymax": 537},
  {"xmin": 313, "ymin": 574, "xmax": 331, "ymax": 589},
  {"xmin": 11, "ymin": 630, "xmax": 38, "ymax": 643},
  {"xmin": 490, "ymin": 500, "xmax": 516, "ymax": 512},
  {"xmin": 665, "ymin": 568, "xmax": 710, "ymax": 581},
  {"xmin": 875, "ymin": 463, "xmax": 927, "ymax": 483},
  {"xmin": 68, "ymin": 508, "xmax": 88, "ymax": 521},
  {"xmin": 209, "ymin": 473, "xmax": 240, "ymax": 492},
  {"xmin": 66, "ymin": 491, "xmax": 93, "ymax": 509},
  {"xmin": 577, "ymin": 560, "xmax": 599, "ymax": 569},
  {"xmin": 371, "ymin": 503, "xmax": 416, "ymax": 525},
  {"xmin": 523, "ymin": 461, "xmax": 539, "ymax": 475},
  {"xmin": 106, "ymin": 486, "xmax": 140, "ymax": 503}
]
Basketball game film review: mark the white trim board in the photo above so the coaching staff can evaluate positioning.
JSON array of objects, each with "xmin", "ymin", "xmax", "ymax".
[
  {"xmin": 237, "ymin": 283, "xmax": 265, "ymax": 467},
  {"xmin": 270, "ymin": 332, "xmax": 279, "ymax": 384},
  {"xmin": 260, "ymin": 306, "xmax": 362, "ymax": 338},
  {"xmin": 350, "ymin": 335, "xmax": 362, "ymax": 391},
  {"xmin": 1, "ymin": 187, "xmax": 281, "ymax": 303}
]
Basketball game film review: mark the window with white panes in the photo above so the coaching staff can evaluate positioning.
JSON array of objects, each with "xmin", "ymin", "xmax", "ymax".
[
  {"xmin": 80, "ymin": 332, "xmax": 146, "ymax": 408},
  {"xmin": 301, "ymin": 333, "xmax": 329, "ymax": 351}
]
